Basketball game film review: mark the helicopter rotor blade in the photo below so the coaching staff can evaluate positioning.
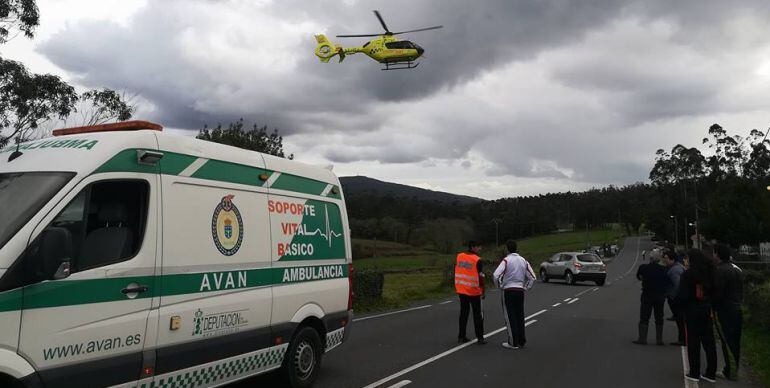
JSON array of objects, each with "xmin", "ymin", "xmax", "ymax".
[
  {"xmin": 374, "ymin": 10, "xmax": 391, "ymax": 33},
  {"xmin": 336, "ymin": 33, "xmax": 383, "ymax": 38},
  {"xmin": 391, "ymin": 25, "xmax": 443, "ymax": 35}
]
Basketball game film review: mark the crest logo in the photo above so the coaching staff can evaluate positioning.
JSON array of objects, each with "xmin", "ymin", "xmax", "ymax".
[{"xmin": 211, "ymin": 194, "xmax": 244, "ymax": 256}]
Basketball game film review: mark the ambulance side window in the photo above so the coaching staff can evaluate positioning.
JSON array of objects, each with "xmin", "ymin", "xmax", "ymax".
[{"xmin": 46, "ymin": 179, "xmax": 149, "ymax": 273}]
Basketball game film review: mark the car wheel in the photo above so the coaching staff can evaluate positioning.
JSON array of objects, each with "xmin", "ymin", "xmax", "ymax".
[
  {"xmin": 595, "ymin": 279, "xmax": 605, "ymax": 286},
  {"xmin": 540, "ymin": 269, "xmax": 549, "ymax": 283},
  {"xmin": 283, "ymin": 326, "xmax": 323, "ymax": 388},
  {"xmin": 565, "ymin": 271, "xmax": 575, "ymax": 285}
]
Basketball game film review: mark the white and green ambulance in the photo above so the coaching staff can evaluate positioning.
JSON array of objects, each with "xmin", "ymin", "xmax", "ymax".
[{"xmin": 0, "ymin": 121, "xmax": 353, "ymax": 388}]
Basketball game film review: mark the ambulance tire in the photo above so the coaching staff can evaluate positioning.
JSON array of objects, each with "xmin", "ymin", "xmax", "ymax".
[
  {"xmin": 0, "ymin": 375, "xmax": 22, "ymax": 388},
  {"xmin": 283, "ymin": 326, "xmax": 323, "ymax": 388}
]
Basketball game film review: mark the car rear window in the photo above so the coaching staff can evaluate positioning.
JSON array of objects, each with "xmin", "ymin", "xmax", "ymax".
[{"xmin": 577, "ymin": 254, "xmax": 601, "ymax": 263}]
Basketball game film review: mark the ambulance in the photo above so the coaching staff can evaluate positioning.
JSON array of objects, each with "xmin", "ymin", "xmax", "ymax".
[{"xmin": 0, "ymin": 121, "xmax": 353, "ymax": 388}]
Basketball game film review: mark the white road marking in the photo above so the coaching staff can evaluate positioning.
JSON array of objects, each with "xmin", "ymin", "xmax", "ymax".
[
  {"xmin": 681, "ymin": 346, "xmax": 694, "ymax": 387},
  {"xmin": 552, "ymin": 303, "xmax": 561, "ymax": 307},
  {"xmin": 567, "ymin": 298, "xmax": 579, "ymax": 304},
  {"xmin": 386, "ymin": 380, "xmax": 412, "ymax": 388},
  {"xmin": 439, "ymin": 300, "xmax": 453, "ymax": 305},
  {"xmin": 592, "ymin": 287, "xmax": 600, "ymax": 292},
  {"xmin": 361, "ymin": 310, "xmax": 546, "ymax": 388},
  {"xmin": 574, "ymin": 288, "xmax": 593, "ymax": 297},
  {"xmin": 353, "ymin": 305, "xmax": 432, "ymax": 322},
  {"xmin": 623, "ymin": 237, "xmax": 642, "ymax": 276},
  {"xmin": 564, "ymin": 298, "xmax": 572, "ymax": 302},
  {"xmin": 178, "ymin": 157, "xmax": 208, "ymax": 177},
  {"xmin": 527, "ymin": 309, "xmax": 547, "ymax": 320}
]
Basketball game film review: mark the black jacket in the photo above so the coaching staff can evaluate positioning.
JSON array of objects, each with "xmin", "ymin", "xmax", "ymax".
[
  {"xmin": 714, "ymin": 261, "xmax": 744, "ymax": 309},
  {"xmin": 675, "ymin": 270, "xmax": 713, "ymax": 315},
  {"xmin": 636, "ymin": 263, "xmax": 668, "ymax": 298}
]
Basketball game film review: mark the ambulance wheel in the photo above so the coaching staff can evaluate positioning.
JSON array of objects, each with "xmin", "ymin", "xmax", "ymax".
[
  {"xmin": 284, "ymin": 326, "xmax": 323, "ymax": 388},
  {"xmin": 540, "ymin": 269, "xmax": 549, "ymax": 283}
]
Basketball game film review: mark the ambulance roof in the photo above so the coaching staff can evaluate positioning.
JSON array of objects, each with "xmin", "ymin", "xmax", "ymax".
[{"xmin": 0, "ymin": 130, "xmax": 341, "ymax": 194}]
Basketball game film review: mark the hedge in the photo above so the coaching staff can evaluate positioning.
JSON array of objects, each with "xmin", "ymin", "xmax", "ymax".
[{"xmin": 353, "ymin": 269, "xmax": 385, "ymax": 300}]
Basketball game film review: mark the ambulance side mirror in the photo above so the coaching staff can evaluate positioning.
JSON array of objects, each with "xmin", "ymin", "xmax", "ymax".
[{"xmin": 37, "ymin": 227, "xmax": 73, "ymax": 281}]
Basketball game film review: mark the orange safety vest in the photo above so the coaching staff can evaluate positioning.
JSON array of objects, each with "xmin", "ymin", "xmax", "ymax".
[{"xmin": 455, "ymin": 252, "xmax": 482, "ymax": 296}]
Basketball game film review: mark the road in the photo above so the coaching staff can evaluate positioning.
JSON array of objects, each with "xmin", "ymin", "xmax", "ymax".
[{"xmin": 240, "ymin": 237, "xmax": 755, "ymax": 388}]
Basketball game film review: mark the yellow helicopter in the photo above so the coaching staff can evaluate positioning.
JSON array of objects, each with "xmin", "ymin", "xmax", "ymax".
[{"xmin": 314, "ymin": 10, "xmax": 442, "ymax": 70}]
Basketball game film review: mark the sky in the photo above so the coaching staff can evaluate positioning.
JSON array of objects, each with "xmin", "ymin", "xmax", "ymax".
[{"xmin": 3, "ymin": 0, "xmax": 770, "ymax": 200}]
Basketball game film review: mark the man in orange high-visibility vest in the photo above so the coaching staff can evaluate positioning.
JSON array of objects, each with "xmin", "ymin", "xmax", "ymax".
[{"xmin": 455, "ymin": 241, "xmax": 487, "ymax": 345}]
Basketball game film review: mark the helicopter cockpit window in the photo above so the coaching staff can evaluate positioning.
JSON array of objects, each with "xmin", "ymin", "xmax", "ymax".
[{"xmin": 385, "ymin": 41, "xmax": 412, "ymax": 49}]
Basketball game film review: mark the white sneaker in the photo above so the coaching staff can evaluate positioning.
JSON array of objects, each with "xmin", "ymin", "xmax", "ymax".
[
  {"xmin": 701, "ymin": 375, "xmax": 716, "ymax": 383},
  {"xmin": 501, "ymin": 342, "xmax": 519, "ymax": 349}
]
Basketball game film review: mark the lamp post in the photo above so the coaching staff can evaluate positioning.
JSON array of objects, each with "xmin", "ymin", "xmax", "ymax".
[
  {"xmin": 670, "ymin": 215, "xmax": 679, "ymax": 248},
  {"xmin": 689, "ymin": 222, "xmax": 697, "ymax": 250}
]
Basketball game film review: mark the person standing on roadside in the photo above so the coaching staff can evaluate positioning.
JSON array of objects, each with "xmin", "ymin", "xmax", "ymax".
[
  {"xmin": 493, "ymin": 240, "xmax": 536, "ymax": 349},
  {"xmin": 677, "ymin": 249, "xmax": 718, "ymax": 383},
  {"xmin": 713, "ymin": 244, "xmax": 744, "ymax": 381},
  {"xmin": 632, "ymin": 249, "xmax": 669, "ymax": 345},
  {"xmin": 455, "ymin": 241, "xmax": 487, "ymax": 345},
  {"xmin": 663, "ymin": 250, "xmax": 686, "ymax": 345}
]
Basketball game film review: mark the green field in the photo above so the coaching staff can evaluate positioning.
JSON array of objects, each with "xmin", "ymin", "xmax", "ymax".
[{"xmin": 354, "ymin": 229, "xmax": 627, "ymax": 312}]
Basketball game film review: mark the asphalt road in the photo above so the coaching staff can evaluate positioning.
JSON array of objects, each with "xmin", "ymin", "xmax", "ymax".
[{"xmin": 240, "ymin": 237, "xmax": 755, "ymax": 388}]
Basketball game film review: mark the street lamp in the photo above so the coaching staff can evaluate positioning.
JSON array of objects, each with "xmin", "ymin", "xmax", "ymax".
[{"xmin": 670, "ymin": 215, "xmax": 679, "ymax": 248}]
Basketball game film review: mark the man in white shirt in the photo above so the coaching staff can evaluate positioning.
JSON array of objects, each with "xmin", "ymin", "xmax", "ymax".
[{"xmin": 493, "ymin": 239, "xmax": 536, "ymax": 349}]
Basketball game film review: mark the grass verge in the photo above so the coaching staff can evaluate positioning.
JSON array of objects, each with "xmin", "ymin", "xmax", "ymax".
[{"xmin": 744, "ymin": 326, "xmax": 770, "ymax": 386}]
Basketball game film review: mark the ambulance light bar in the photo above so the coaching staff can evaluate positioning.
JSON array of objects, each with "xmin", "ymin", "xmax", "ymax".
[{"xmin": 52, "ymin": 120, "xmax": 163, "ymax": 137}]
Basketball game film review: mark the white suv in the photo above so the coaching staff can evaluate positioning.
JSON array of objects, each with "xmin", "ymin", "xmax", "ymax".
[{"xmin": 539, "ymin": 252, "xmax": 607, "ymax": 286}]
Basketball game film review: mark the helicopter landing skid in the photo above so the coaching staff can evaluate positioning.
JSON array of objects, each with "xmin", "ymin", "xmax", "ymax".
[{"xmin": 382, "ymin": 61, "xmax": 419, "ymax": 70}]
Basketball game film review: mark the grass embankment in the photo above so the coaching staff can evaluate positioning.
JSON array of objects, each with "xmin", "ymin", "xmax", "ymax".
[
  {"xmin": 353, "ymin": 229, "xmax": 627, "ymax": 313},
  {"xmin": 743, "ymin": 326, "xmax": 770, "ymax": 386}
]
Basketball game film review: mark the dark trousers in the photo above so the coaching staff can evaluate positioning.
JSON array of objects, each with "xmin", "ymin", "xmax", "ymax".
[
  {"xmin": 686, "ymin": 310, "xmax": 717, "ymax": 378},
  {"xmin": 639, "ymin": 294, "xmax": 665, "ymax": 326},
  {"xmin": 502, "ymin": 289, "xmax": 526, "ymax": 347},
  {"xmin": 715, "ymin": 306, "xmax": 743, "ymax": 379},
  {"xmin": 668, "ymin": 297, "xmax": 685, "ymax": 342},
  {"xmin": 458, "ymin": 293, "xmax": 484, "ymax": 340}
]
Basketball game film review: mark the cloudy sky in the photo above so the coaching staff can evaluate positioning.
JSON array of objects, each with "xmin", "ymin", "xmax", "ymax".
[{"xmin": 4, "ymin": 0, "xmax": 770, "ymax": 199}]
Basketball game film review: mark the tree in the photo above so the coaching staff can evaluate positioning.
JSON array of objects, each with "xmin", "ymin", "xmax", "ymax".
[
  {"xmin": 77, "ymin": 88, "xmax": 135, "ymax": 126},
  {"xmin": 0, "ymin": 57, "xmax": 78, "ymax": 148},
  {"xmin": 743, "ymin": 128, "xmax": 770, "ymax": 182},
  {"xmin": 196, "ymin": 119, "xmax": 293, "ymax": 159},
  {"xmin": 1, "ymin": 1, "xmax": 135, "ymax": 147},
  {"xmin": 0, "ymin": 0, "xmax": 39, "ymax": 43}
]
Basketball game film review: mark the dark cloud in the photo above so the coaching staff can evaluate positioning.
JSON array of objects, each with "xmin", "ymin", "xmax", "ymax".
[{"xmin": 35, "ymin": 0, "xmax": 770, "ymax": 191}]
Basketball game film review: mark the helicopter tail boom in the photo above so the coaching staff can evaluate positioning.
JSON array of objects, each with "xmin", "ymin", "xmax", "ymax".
[{"xmin": 314, "ymin": 34, "xmax": 346, "ymax": 63}]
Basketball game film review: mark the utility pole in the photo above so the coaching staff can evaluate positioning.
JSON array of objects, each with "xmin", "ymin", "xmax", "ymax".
[
  {"xmin": 585, "ymin": 220, "xmax": 590, "ymax": 249},
  {"xmin": 670, "ymin": 215, "xmax": 679, "ymax": 248},
  {"xmin": 491, "ymin": 218, "xmax": 502, "ymax": 248},
  {"xmin": 683, "ymin": 217, "xmax": 688, "ymax": 250},
  {"xmin": 694, "ymin": 180, "xmax": 701, "ymax": 249}
]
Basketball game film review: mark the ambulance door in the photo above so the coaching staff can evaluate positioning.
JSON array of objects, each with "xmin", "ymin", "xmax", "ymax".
[
  {"xmin": 152, "ymin": 172, "xmax": 274, "ymax": 385},
  {"xmin": 16, "ymin": 173, "xmax": 159, "ymax": 387}
]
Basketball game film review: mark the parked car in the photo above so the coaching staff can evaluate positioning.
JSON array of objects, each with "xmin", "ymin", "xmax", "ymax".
[{"xmin": 539, "ymin": 252, "xmax": 607, "ymax": 286}]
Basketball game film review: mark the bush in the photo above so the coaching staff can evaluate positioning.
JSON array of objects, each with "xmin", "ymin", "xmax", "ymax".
[
  {"xmin": 746, "ymin": 281, "xmax": 770, "ymax": 331},
  {"xmin": 353, "ymin": 269, "xmax": 384, "ymax": 301}
]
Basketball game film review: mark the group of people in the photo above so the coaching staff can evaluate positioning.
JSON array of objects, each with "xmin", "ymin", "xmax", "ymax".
[
  {"xmin": 454, "ymin": 240, "xmax": 535, "ymax": 349},
  {"xmin": 634, "ymin": 244, "xmax": 744, "ymax": 383}
]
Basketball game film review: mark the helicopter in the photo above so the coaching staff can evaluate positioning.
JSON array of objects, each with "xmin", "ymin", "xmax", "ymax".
[{"xmin": 314, "ymin": 10, "xmax": 442, "ymax": 70}]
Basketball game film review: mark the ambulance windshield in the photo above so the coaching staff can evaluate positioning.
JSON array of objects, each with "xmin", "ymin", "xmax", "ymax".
[{"xmin": 0, "ymin": 172, "xmax": 74, "ymax": 250}]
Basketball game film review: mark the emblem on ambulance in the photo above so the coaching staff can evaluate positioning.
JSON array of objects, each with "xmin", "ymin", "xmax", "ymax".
[{"xmin": 211, "ymin": 194, "xmax": 244, "ymax": 256}]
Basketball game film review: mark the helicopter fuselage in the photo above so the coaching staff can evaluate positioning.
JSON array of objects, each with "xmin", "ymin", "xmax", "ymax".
[{"xmin": 347, "ymin": 35, "xmax": 424, "ymax": 63}]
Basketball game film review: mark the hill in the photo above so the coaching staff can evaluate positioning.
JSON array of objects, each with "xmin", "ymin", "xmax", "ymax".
[{"xmin": 339, "ymin": 176, "xmax": 483, "ymax": 205}]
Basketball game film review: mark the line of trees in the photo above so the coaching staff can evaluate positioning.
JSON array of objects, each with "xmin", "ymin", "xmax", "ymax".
[{"xmin": 346, "ymin": 124, "xmax": 770, "ymax": 251}]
